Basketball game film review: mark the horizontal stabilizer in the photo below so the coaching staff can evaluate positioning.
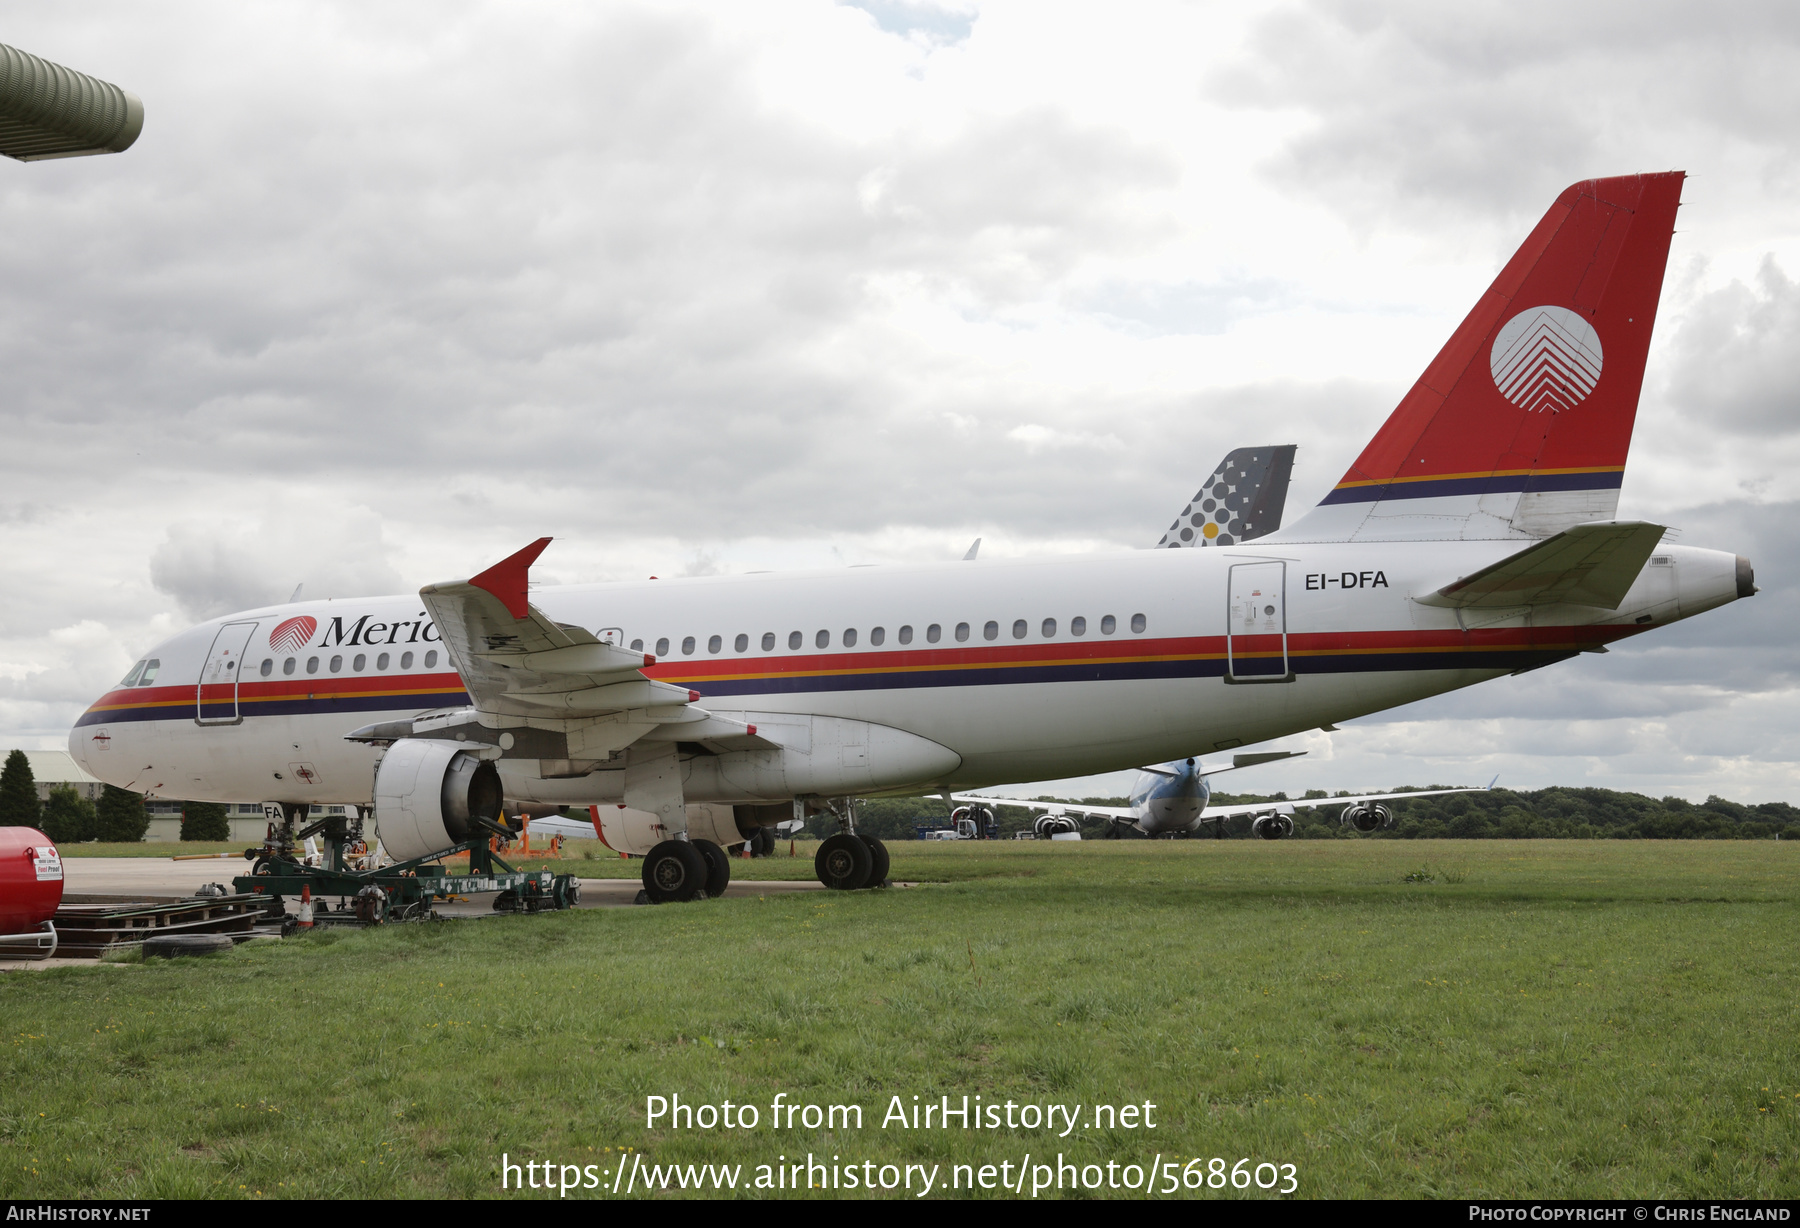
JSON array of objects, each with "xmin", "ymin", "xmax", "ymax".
[
  {"xmin": 1200, "ymin": 750, "xmax": 1308, "ymax": 777},
  {"xmin": 1415, "ymin": 520, "xmax": 1665, "ymax": 609}
]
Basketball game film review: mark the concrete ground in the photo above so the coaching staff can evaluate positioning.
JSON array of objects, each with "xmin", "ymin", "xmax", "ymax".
[{"xmin": 0, "ymin": 856, "xmax": 827, "ymax": 971}]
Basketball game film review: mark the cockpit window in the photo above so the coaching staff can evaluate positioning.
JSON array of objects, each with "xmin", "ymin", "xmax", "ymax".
[
  {"xmin": 119, "ymin": 661, "xmax": 145, "ymax": 687},
  {"xmin": 138, "ymin": 660, "xmax": 160, "ymax": 686}
]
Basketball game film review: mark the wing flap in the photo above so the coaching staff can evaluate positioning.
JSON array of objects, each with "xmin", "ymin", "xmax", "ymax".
[{"xmin": 1414, "ymin": 520, "xmax": 1666, "ymax": 609}]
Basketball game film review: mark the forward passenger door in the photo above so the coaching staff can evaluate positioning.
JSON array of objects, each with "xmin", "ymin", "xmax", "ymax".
[{"xmin": 196, "ymin": 621, "xmax": 258, "ymax": 725}]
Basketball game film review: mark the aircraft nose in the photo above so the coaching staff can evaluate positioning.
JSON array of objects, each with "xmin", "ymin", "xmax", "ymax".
[{"xmin": 1736, "ymin": 555, "xmax": 1758, "ymax": 598}]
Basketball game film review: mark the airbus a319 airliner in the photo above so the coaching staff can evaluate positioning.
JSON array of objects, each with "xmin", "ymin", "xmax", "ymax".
[{"xmin": 70, "ymin": 172, "xmax": 1752, "ymax": 901}]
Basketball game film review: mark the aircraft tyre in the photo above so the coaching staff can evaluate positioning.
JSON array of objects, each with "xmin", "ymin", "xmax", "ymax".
[
  {"xmin": 693, "ymin": 838, "xmax": 731, "ymax": 899},
  {"xmin": 756, "ymin": 827, "xmax": 777, "ymax": 856},
  {"xmin": 861, "ymin": 835, "xmax": 890, "ymax": 888},
  {"xmin": 642, "ymin": 840, "xmax": 709, "ymax": 903},
  {"xmin": 815, "ymin": 833, "xmax": 872, "ymax": 890}
]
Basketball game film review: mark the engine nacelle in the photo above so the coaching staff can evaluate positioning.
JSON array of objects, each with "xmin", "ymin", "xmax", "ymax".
[
  {"xmin": 1340, "ymin": 802, "xmax": 1393, "ymax": 834},
  {"xmin": 1251, "ymin": 813, "xmax": 1294, "ymax": 840},
  {"xmin": 374, "ymin": 739, "xmax": 504, "ymax": 861},
  {"xmin": 1032, "ymin": 814, "xmax": 1079, "ymax": 838}
]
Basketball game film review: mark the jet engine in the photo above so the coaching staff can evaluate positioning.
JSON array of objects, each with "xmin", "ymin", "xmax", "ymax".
[
  {"xmin": 951, "ymin": 805, "xmax": 995, "ymax": 839},
  {"xmin": 1340, "ymin": 802, "xmax": 1393, "ymax": 834},
  {"xmin": 1032, "ymin": 814, "xmax": 1080, "ymax": 838},
  {"xmin": 373, "ymin": 738, "xmax": 504, "ymax": 861},
  {"xmin": 1250, "ymin": 812, "xmax": 1294, "ymax": 840}
]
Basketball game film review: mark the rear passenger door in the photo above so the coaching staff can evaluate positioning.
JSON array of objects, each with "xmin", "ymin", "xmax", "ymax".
[{"xmin": 1226, "ymin": 562, "xmax": 1291, "ymax": 683}]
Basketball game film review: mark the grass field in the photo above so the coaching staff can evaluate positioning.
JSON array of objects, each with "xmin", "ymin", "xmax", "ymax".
[{"xmin": 5, "ymin": 840, "xmax": 1798, "ymax": 1200}]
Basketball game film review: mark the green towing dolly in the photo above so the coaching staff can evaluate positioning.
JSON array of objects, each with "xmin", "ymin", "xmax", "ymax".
[{"xmin": 233, "ymin": 808, "xmax": 580, "ymax": 924}]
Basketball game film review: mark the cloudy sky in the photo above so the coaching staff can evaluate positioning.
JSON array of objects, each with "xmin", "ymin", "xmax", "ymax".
[{"xmin": 2, "ymin": 1, "xmax": 1797, "ymax": 802}]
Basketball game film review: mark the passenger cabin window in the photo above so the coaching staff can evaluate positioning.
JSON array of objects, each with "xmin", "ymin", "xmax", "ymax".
[
  {"xmin": 898, "ymin": 625, "xmax": 912, "ymax": 645},
  {"xmin": 629, "ymin": 639, "xmax": 644, "ymax": 652},
  {"xmin": 682, "ymin": 636, "xmax": 696, "ymax": 656},
  {"xmin": 377, "ymin": 652, "xmax": 390, "ymax": 670},
  {"xmin": 425, "ymin": 650, "xmax": 438, "ymax": 668},
  {"xmin": 283, "ymin": 657, "xmax": 296, "ymax": 676},
  {"xmin": 735, "ymin": 634, "xmax": 748, "ymax": 653},
  {"xmin": 815, "ymin": 630, "xmax": 830, "ymax": 649},
  {"xmin": 656, "ymin": 638, "xmax": 670, "ymax": 657},
  {"xmin": 843, "ymin": 628, "xmax": 857, "ymax": 648},
  {"xmin": 1012, "ymin": 619, "xmax": 1027, "ymax": 640},
  {"xmin": 139, "ymin": 660, "xmax": 160, "ymax": 685},
  {"xmin": 955, "ymin": 623, "xmax": 970, "ymax": 642},
  {"xmin": 1101, "ymin": 615, "xmax": 1116, "ymax": 635},
  {"xmin": 1042, "ymin": 618, "xmax": 1056, "ymax": 638},
  {"xmin": 927, "ymin": 624, "xmax": 941, "ymax": 643},
  {"xmin": 401, "ymin": 651, "xmax": 414, "ymax": 668},
  {"xmin": 259, "ymin": 659, "xmax": 273, "ymax": 677},
  {"xmin": 330, "ymin": 655, "xmax": 343, "ymax": 673},
  {"xmin": 788, "ymin": 631, "xmax": 802, "ymax": 650},
  {"xmin": 1131, "ymin": 613, "xmax": 1147, "ymax": 633},
  {"xmin": 353, "ymin": 653, "xmax": 367, "ymax": 672},
  {"xmin": 870, "ymin": 627, "xmax": 885, "ymax": 646},
  {"xmin": 708, "ymin": 635, "xmax": 722, "ymax": 654},
  {"xmin": 983, "ymin": 621, "xmax": 998, "ymax": 641},
  {"xmin": 762, "ymin": 632, "xmax": 776, "ymax": 651},
  {"xmin": 1071, "ymin": 617, "xmax": 1086, "ymax": 637}
]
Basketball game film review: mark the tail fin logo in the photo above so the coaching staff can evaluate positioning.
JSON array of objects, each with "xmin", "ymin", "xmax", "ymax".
[{"xmin": 1490, "ymin": 305, "xmax": 1603, "ymax": 415}]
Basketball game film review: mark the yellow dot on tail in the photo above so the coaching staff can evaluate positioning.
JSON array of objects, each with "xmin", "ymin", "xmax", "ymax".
[{"xmin": 1203, "ymin": 522, "xmax": 1219, "ymax": 539}]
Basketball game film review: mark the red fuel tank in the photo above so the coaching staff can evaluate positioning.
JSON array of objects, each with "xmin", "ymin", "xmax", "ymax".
[{"xmin": 0, "ymin": 827, "xmax": 64, "ymax": 932}]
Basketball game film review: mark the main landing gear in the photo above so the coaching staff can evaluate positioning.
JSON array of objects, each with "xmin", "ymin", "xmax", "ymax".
[
  {"xmin": 640, "ymin": 837, "xmax": 731, "ymax": 904},
  {"xmin": 812, "ymin": 799, "xmax": 890, "ymax": 891}
]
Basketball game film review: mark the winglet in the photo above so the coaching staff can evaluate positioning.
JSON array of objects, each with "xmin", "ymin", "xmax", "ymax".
[{"xmin": 468, "ymin": 537, "xmax": 553, "ymax": 619}]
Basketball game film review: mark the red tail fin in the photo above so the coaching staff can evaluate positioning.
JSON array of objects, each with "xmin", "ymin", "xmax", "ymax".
[{"xmin": 1308, "ymin": 172, "xmax": 1683, "ymax": 539}]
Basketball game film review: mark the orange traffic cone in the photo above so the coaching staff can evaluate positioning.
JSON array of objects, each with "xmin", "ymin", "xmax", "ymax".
[{"xmin": 298, "ymin": 884, "xmax": 314, "ymax": 929}]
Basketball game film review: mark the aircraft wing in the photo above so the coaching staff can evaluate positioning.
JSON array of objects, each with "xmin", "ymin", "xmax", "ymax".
[
  {"xmin": 1414, "ymin": 521, "xmax": 1666, "ymax": 609},
  {"xmin": 949, "ymin": 793, "xmax": 1135, "ymax": 821},
  {"xmin": 1202, "ymin": 782, "xmax": 1492, "ymax": 819},
  {"xmin": 417, "ymin": 538, "xmax": 773, "ymax": 748},
  {"xmin": 419, "ymin": 538, "xmax": 695, "ymax": 717}
]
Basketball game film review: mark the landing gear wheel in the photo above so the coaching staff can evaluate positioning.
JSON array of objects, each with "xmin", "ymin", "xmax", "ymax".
[
  {"xmin": 861, "ymin": 836, "xmax": 890, "ymax": 888},
  {"xmin": 815, "ymin": 833, "xmax": 872, "ymax": 890},
  {"xmin": 755, "ymin": 827, "xmax": 776, "ymax": 857},
  {"xmin": 693, "ymin": 839, "xmax": 730, "ymax": 899},
  {"xmin": 642, "ymin": 840, "xmax": 708, "ymax": 903}
]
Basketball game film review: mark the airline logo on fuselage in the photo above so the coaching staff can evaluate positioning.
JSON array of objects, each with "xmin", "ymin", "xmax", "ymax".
[
  {"xmin": 314, "ymin": 613, "xmax": 440, "ymax": 648},
  {"xmin": 1490, "ymin": 305, "xmax": 1603, "ymax": 414},
  {"xmin": 270, "ymin": 615, "xmax": 318, "ymax": 654}
]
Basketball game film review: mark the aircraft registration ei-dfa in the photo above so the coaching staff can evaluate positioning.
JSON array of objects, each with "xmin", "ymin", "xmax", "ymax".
[{"xmin": 71, "ymin": 171, "xmax": 1753, "ymax": 902}]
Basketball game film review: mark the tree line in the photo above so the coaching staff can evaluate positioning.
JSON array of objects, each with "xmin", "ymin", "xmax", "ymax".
[
  {"xmin": 0, "ymin": 749, "xmax": 227, "ymax": 842},
  {"xmin": 839, "ymin": 784, "xmax": 1800, "ymax": 841}
]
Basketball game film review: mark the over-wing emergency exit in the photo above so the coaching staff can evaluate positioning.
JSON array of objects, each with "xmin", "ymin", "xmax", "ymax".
[{"xmin": 71, "ymin": 172, "xmax": 1754, "ymax": 905}]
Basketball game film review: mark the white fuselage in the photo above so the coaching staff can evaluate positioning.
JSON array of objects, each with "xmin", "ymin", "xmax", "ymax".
[{"xmin": 70, "ymin": 539, "xmax": 1741, "ymax": 807}]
